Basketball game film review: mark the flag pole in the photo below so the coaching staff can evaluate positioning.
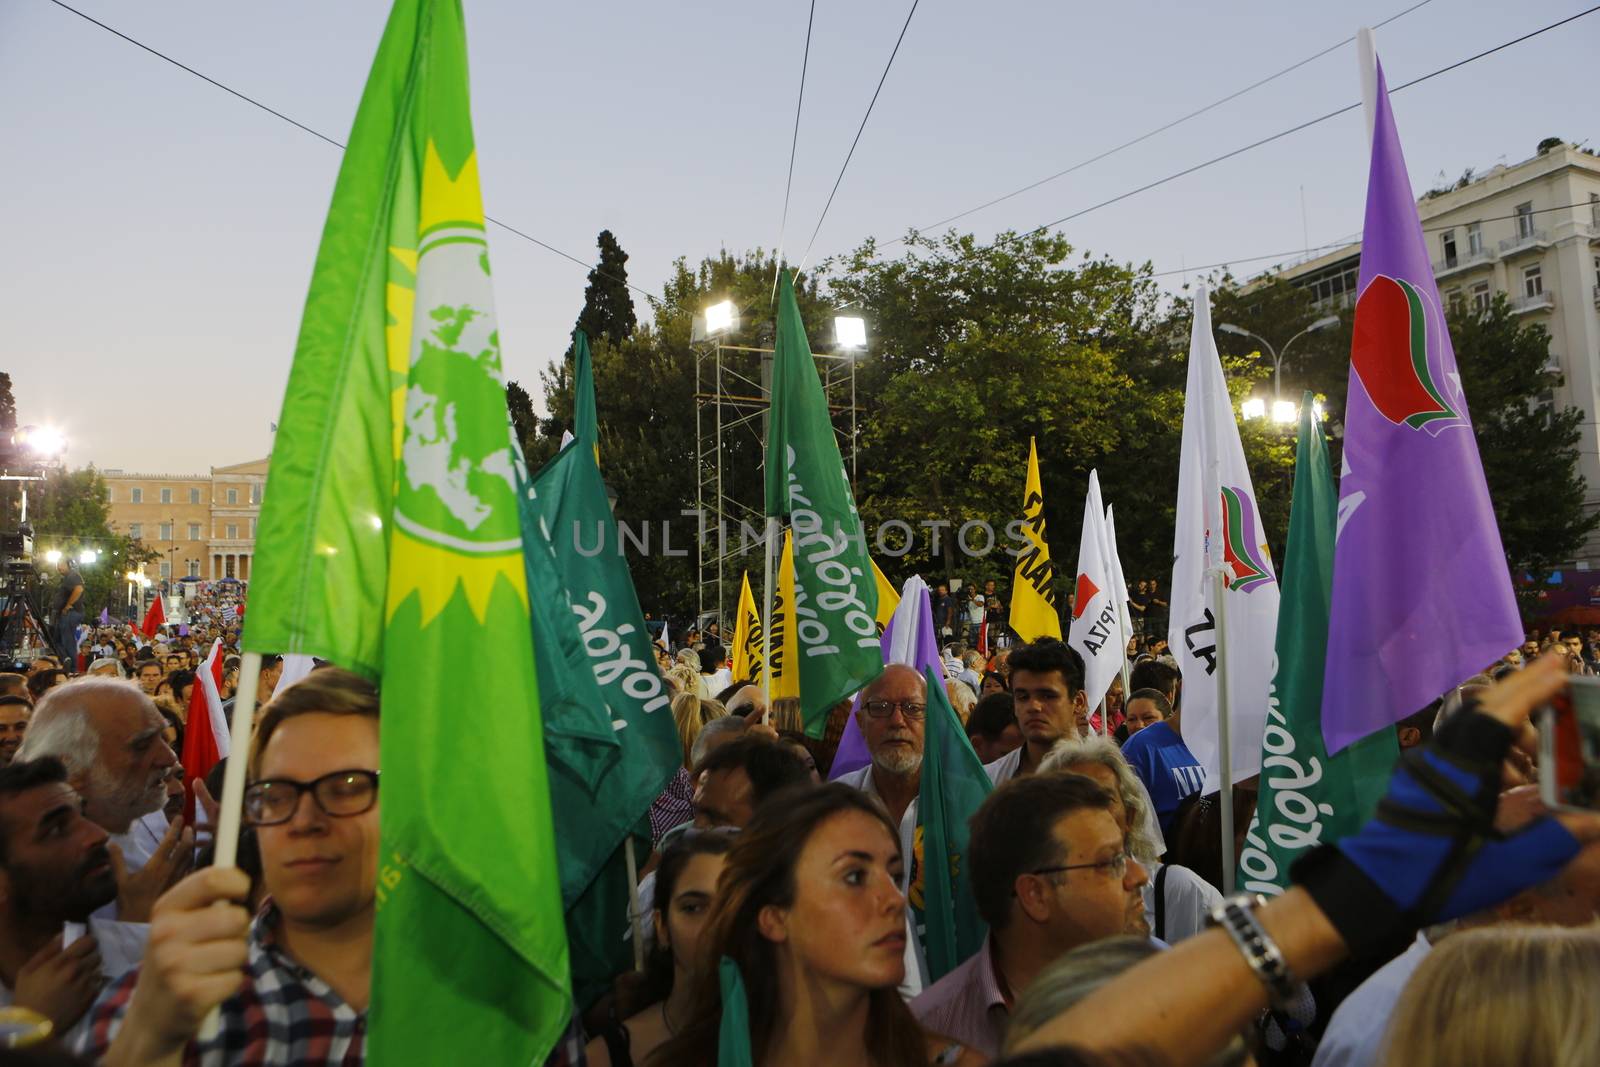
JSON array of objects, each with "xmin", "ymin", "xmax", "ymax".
[
  {"xmin": 761, "ymin": 517, "xmax": 778, "ymax": 723},
  {"xmin": 1357, "ymin": 27, "xmax": 1379, "ymax": 145},
  {"xmin": 198, "ymin": 649, "xmax": 263, "ymax": 1038},
  {"xmin": 1212, "ymin": 569, "xmax": 1236, "ymax": 895},
  {"xmin": 623, "ymin": 835, "xmax": 645, "ymax": 972}
]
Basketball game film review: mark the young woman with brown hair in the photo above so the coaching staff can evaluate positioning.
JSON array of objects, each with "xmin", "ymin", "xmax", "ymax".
[{"xmin": 648, "ymin": 784, "xmax": 974, "ymax": 1066}]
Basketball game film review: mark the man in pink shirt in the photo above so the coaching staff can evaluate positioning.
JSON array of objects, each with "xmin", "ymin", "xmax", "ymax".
[{"xmin": 911, "ymin": 773, "xmax": 1148, "ymax": 1058}]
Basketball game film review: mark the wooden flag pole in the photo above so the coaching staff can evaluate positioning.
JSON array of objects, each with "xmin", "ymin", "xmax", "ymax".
[{"xmin": 198, "ymin": 649, "xmax": 263, "ymax": 1039}]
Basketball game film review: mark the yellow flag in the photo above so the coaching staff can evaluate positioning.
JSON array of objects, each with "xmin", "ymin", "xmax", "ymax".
[
  {"xmin": 766, "ymin": 531, "xmax": 801, "ymax": 699},
  {"xmin": 1010, "ymin": 437, "xmax": 1062, "ymax": 641},
  {"xmin": 730, "ymin": 572, "xmax": 764, "ymax": 682},
  {"xmin": 871, "ymin": 557, "xmax": 900, "ymax": 631}
]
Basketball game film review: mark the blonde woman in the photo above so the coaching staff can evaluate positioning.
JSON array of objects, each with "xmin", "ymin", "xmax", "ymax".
[
  {"xmin": 1040, "ymin": 734, "xmax": 1220, "ymax": 942},
  {"xmin": 671, "ymin": 692, "xmax": 726, "ymax": 770},
  {"xmin": 1381, "ymin": 925, "xmax": 1600, "ymax": 1067}
]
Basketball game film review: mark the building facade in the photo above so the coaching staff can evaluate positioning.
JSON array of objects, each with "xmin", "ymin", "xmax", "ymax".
[
  {"xmin": 103, "ymin": 458, "xmax": 268, "ymax": 582},
  {"xmin": 1250, "ymin": 142, "xmax": 1600, "ymax": 558}
]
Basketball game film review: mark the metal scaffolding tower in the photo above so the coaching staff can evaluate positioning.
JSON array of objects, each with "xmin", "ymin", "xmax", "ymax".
[{"xmin": 693, "ymin": 342, "xmax": 860, "ymax": 628}]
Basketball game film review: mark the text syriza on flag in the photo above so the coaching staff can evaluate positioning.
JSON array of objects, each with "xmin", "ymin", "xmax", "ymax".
[
  {"xmin": 1169, "ymin": 286, "xmax": 1282, "ymax": 789},
  {"xmin": 1320, "ymin": 56, "xmax": 1522, "ymax": 754},
  {"xmin": 1067, "ymin": 470, "xmax": 1122, "ymax": 713}
]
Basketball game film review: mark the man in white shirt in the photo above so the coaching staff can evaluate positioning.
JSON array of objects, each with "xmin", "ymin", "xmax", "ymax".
[
  {"xmin": 17, "ymin": 678, "xmax": 192, "ymax": 924},
  {"xmin": 985, "ymin": 641, "xmax": 1087, "ymax": 786},
  {"xmin": 835, "ymin": 664, "xmax": 929, "ymax": 995}
]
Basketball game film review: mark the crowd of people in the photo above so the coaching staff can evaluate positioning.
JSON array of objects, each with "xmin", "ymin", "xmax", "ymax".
[{"xmin": 0, "ymin": 562, "xmax": 1596, "ymax": 1064}]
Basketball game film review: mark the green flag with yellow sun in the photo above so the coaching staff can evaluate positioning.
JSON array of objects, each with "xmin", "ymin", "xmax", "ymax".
[{"xmin": 242, "ymin": 0, "xmax": 569, "ymax": 1060}]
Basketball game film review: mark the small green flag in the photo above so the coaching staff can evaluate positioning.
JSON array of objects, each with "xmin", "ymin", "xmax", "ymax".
[
  {"xmin": 763, "ymin": 271, "xmax": 882, "ymax": 735},
  {"xmin": 717, "ymin": 957, "xmax": 755, "ymax": 1067},
  {"xmin": 914, "ymin": 666, "xmax": 993, "ymax": 980},
  {"xmin": 529, "ymin": 434, "xmax": 682, "ymax": 1005},
  {"xmin": 1239, "ymin": 396, "xmax": 1397, "ymax": 894},
  {"xmin": 243, "ymin": 0, "xmax": 569, "ymax": 1060}
]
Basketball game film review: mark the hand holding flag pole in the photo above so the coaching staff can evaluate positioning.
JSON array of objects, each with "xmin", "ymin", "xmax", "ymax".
[{"xmin": 197, "ymin": 650, "xmax": 263, "ymax": 1039}]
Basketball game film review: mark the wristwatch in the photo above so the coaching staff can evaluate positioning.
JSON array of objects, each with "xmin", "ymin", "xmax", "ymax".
[
  {"xmin": 0, "ymin": 1006, "xmax": 54, "ymax": 1048},
  {"xmin": 1206, "ymin": 893, "xmax": 1309, "ymax": 1013}
]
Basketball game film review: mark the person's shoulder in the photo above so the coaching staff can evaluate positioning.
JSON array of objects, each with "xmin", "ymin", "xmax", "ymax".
[
  {"xmin": 1120, "ymin": 723, "xmax": 1164, "ymax": 756},
  {"xmin": 836, "ymin": 765, "xmax": 872, "ymax": 790}
]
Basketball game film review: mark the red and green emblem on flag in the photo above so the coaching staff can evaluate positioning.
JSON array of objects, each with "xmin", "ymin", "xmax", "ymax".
[{"xmin": 1350, "ymin": 274, "xmax": 1462, "ymax": 433}]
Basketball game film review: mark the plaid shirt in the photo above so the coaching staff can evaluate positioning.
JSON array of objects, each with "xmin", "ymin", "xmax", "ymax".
[{"xmin": 81, "ymin": 903, "xmax": 365, "ymax": 1066}]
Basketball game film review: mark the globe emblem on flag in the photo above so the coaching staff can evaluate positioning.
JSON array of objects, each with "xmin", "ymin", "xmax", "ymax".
[
  {"xmin": 393, "ymin": 233, "xmax": 521, "ymax": 554},
  {"xmin": 1219, "ymin": 487, "xmax": 1274, "ymax": 593},
  {"xmin": 1350, "ymin": 274, "xmax": 1464, "ymax": 436}
]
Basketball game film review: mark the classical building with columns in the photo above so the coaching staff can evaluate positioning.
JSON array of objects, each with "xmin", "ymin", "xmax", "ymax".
[{"xmin": 103, "ymin": 458, "xmax": 268, "ymax": 582}]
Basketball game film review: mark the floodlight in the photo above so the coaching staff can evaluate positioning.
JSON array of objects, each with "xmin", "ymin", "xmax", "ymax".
[
  {"xmin": 44, "ymin": 549, "xmax": 62, "ymax": 564},
  {"xmin": 126, "ymin": 571, "xmax": 139, "ymax": 582},
  {"xmin": 704, "ymin": 300, "xmax": 736, "ymax": 335},
  {"xmin": 1240, "ymin": 398, "xmax": 1266, "ymax": 420},
  {"xmin": 16, "ymin": 426, "xmax": 66, "ymax": 458},
  {"xmin": 79, "ymin": 549, "xmax": 97, "ymax": 564},
  {"xmin": 834, "ymin": 315, "xmax": 867, "ymax": 349},
  {"xmin": 1271, "ymin": 400, "xmax": 1299, "ymax": 424}
]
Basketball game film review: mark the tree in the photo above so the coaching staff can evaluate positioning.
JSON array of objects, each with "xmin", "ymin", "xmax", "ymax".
[
  {"xmin": 0, "ymin": 373, "xmax": 15, "ymax": 435},
  {"xmin": 27, "ymin": 467, "xmax": 159, "ymax": 622},
  {"xmin": 1449, "ymin": 295, "xmax": 1598, "ymax": 595},
  {"xmin": 505, "ymin": 379, "xmax": 539, "ymax": 461},
  {"xmin": 576, "ymin": 230, "xmax": 638, "ymax": 347}
]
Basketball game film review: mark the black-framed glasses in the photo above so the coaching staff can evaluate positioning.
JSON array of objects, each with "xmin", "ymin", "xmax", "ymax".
[
  {"xmin": 1028, "ymin": 851, "xmax": 1130, "ymax": 881},
  {"xmin": 862, "ymin": 699, "xmax": 926, "ymax": 721},
  {"xmin": 243, "ymin": 769, "xmax": 380, "ymax": 826}
]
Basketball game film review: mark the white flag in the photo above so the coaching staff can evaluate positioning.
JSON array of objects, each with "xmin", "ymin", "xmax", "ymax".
[
  {"xmin": 1066, "ymin": 471, "xmax": 1123, "ymax": 715},
  {"xmin": 1169, "ymin": 286, "xmax": 1281, "ymax": 790}
]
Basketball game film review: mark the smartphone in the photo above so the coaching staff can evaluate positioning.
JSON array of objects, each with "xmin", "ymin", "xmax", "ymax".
[{"xmin": 1539, "ymin": 675, "xmax": 1600, "ymax": 812}]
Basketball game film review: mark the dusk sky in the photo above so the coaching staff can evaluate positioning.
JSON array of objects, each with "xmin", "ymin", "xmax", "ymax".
[{"xmin": 4, "ymin": 0, "xmax": 1594, "ymax": 474}]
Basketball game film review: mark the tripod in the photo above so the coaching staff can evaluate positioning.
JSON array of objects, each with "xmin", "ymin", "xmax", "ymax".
[{"xmin": 0, "ymin": 569, "xmax": 57, "ymax": 665}]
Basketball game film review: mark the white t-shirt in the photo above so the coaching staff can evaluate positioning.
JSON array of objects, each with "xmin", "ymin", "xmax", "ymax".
[{"xmin": 1141, "ymin": 862, "xmax": 1221, "ymax": 943}]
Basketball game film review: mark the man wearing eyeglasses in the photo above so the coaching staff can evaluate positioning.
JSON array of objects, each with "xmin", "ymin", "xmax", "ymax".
[
  {"xmin": 911, "ymin": 773, "xmax": 1148, "ymax": 1059},
  {"xmin": 836, "ymin": 663, "xmax": 929, "ymax": 995},
  {"xmin": 85, "ymin": 667, "xmax": 378, "ymax": 1066}
]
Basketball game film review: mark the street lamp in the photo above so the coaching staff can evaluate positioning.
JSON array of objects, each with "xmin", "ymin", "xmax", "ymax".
[{"xmin": 1218, "ymin": 314, "xmax": 1339, "ymax": 403}]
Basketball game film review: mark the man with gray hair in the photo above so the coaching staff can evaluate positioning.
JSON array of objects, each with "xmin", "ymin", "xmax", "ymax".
[
  {"xmin": 17, "ymin": 678, "xmax": 191, "ymax": 923},
  {"xmin": 836, "ymin": 663, "xmax": 928, "ymax": 994}
]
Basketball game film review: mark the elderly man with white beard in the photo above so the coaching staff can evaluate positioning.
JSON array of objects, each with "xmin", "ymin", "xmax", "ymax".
[{"xmin": 836, "ymin": 662, "xmax": 929, "ymax": 995}]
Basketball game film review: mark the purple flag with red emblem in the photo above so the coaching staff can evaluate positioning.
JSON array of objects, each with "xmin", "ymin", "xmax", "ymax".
[{"xmin": 1320, "ymin": 57, "xmax": 1521, "ymax": 754}]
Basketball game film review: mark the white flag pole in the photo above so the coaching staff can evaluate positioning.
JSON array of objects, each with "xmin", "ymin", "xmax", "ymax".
[
  {"xmin": 198, "ymin": 649, "xmax": 262, "ymax": 1039},
  {"xmin": 761, "ymin": 517, "xmax": 778, "ymax": 724},
  {"xmin": 1211, "ymin": 570, "xmax": 1236, "ymax": 895},
  {"xmin": 1357, "ymin": 27, "xmax": 1379, "ymax": 145}
]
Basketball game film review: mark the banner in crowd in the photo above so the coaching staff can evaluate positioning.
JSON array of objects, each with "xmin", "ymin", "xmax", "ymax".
[
  {"xmin": 242, "ymin": 0, "xmax": 568, "ymax": 1057},
  {"xmin": 1169, "ymin": 287, "xmax": 1281, "ymax": 789},
  {"xmin": 1239, "ymin": 399, "xmax": 1397, "ymax": 894},
  {"xmin": 1010, "ymin": 437, "xmax": 1061, "ymax": 641},
  {"xmin": 1067, "ymin": 469, "xmax": 1122, "ymax": 716},
  {"xmin": 528, "ymin": 367, "xmax": 683, "ymax": 1008},
  {"xmin": 871, "ymin": 557, "xmax": 900, "ymax": 630},
  {"xmin": 763, "ymin": 270, "xmax": 882, "ymax": 734},
  {"xmin": 914, "ymin": 664, "xmax": 993, "ymax": 981},
  {"xmin": 1321, "ymin": 54, "xmax": 1522, "ymax": 754},
  {"xmin": 731, "ymin": 571, "xmax": 764, "ymax": 685}
]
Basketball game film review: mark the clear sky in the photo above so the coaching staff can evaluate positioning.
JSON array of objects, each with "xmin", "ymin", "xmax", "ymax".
[{"xmin": 3, "ymin": 0, "xmax": 1594, "ymax": 475}]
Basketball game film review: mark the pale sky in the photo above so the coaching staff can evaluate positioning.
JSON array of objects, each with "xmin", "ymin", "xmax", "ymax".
[{"xmin": 3, "ymin": 0, "xmax": 1594, "ymax": 475}]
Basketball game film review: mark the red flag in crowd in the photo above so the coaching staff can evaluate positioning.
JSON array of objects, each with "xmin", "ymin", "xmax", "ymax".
[
  {"xmin": 180, "ymin": 638, "xmax": 229, "ymax": 822},
  {"xmin": 139, "ymin": 597, "xmax": 165, "ymax": 637}
]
